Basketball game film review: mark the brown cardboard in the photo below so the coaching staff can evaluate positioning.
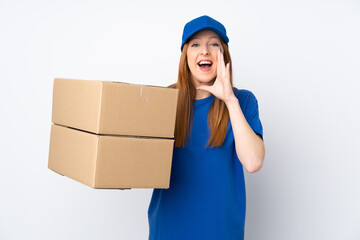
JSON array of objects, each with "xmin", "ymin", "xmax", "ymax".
[
  {"xmin": 48, "ymin": 124, "xmax": 174, "ymax": 189},
  {"xmin": 52, "ymin": 78, "xmax": 178, "ymax": 138}
]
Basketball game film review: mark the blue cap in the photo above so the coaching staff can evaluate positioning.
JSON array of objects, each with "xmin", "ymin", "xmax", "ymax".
[{"xmin": 181, "ymin": 15, "xmax": 229, "ymax": 51}]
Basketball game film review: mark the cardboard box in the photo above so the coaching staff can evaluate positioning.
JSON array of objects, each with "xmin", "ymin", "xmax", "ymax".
[
  {"xmin": 48, "ymin": 124, "xmax": 174, "ymax": 189},
  {"xmin": 52, "ymin": 78, "xmax": 178, "ymax": 138},
  {"xmin": 48, "ymin": 78, "xmax": 179, "ymax": 189}
]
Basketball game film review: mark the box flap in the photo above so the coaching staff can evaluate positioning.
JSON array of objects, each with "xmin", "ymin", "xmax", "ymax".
[
  {"xmin": 48, "ymin": 124, "xmax": 98, "ymax": 187},
  {"xmin": 52, "ymin": 78, "xmax": 103, "ymax": 133},
  {"xmin": 99, "ymin": 81, "xmax": 178, "ymax": 138},
  {"xmin": 94, "ymin": 135, "xmax": 174, "ymax": 188}
]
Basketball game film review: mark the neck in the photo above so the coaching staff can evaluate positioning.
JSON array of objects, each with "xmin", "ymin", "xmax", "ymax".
[
  {"xmin": 195, "ymin": 89, "xmax": 211, "ymax": 100},
  {"xmin": 193, "ymin": 78, "xmax": 214, "ymax": 100}
]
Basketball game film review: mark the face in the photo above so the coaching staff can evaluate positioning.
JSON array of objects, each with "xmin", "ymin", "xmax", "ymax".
[{"xmin": 186, "ymin": 30, "xmax": 222, "ymax": 87}]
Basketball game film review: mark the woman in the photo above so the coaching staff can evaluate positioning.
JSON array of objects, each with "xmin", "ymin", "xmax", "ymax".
[{"xmin": 148, "ymin": 15, "xmax": 265, "ymax": 240}]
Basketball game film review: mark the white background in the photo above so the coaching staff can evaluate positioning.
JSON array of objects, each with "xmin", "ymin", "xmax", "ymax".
[{"xmin": 1, "ymin": 0, "xmax": 359, "ymax": 239}]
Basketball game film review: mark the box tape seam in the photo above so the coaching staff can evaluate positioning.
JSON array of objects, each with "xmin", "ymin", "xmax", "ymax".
[{"xmin": 139, "ymin": 84, "xmax": 149, "ymax": 103}]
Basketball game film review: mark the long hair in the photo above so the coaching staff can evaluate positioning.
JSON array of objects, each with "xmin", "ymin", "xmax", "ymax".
[{"xmin": 169, "ymin": 39, "xmax": 234, "ymax": 148}]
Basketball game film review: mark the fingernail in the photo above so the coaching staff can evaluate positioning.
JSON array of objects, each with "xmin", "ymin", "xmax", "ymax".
[{"xmin": 219, "ymin": 46, "xmax": 223, "ymax": 54}]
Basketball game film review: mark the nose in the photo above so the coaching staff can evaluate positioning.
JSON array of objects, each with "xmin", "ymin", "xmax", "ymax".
[{"xmin": 200, "ymin": 45, "xmax": 210, "ymax": 55}]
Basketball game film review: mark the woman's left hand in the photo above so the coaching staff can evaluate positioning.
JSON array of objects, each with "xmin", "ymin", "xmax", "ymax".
[{"xmin": 196, "ymin": 47, "xmax": 236, "ymax": 103}]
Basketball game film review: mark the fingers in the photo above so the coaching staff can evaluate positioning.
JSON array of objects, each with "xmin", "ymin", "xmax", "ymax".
[
  {"xmin": 217, "ymin": 48, "xmax": 221, "ymax": 77},
  {"xmin": 226, "ymin": 62, "xmax": 230, "ymax": 77},
  {"xmin": 217, "ymin": 48, "xmax": 225, "ymax": 78},
  {"xmin": 218, "ymin": 46, "xmax": 231, "ymax": 80}
]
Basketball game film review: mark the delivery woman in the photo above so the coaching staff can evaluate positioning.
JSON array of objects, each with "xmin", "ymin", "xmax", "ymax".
[{"xmin": 147, "ymin": 15, "xmax": 265, "ymax": 240}]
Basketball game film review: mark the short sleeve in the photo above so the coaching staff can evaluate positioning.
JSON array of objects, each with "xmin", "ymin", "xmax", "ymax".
[{"xmin": 244, "ymin": 92, "xmax": 264, "ymax": 141}]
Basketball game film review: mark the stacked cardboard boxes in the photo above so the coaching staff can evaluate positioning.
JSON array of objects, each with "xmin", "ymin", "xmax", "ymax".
[{"xmin": 48, "ymin": 78, "xmax": 178, "ymax": 189}]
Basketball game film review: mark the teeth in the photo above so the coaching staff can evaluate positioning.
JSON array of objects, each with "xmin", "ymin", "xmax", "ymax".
[{"xmin": 199, "ymin": 61, "xmax": 212, "ymax": 65}]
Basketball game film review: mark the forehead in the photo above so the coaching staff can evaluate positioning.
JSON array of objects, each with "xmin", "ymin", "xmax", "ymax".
[{"xmin": 189, "ymin": 30, "xmax": 220, "ymax": 41}]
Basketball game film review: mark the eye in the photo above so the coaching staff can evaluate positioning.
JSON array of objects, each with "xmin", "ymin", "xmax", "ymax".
[
  {"xmin": 210, "ymin": 43, "xmax": 219, "ymax": 47},
  {"xmin": 191, "ymin": 43, "xmax": 199, "ymax": 47}
]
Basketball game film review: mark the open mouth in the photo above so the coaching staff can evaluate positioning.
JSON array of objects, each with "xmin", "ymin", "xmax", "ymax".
[{"xmin": 197, "ymin": 60, "xmax": 213, "ymax": 71}]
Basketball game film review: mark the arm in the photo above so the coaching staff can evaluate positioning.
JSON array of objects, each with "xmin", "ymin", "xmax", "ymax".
[
  {"xmin": 224, "ymin": 95, "xmax": 265, "ymax": 173},
  {"xmin": 195, "ymin": 47, "xmax": 265, "ymax": 172}
]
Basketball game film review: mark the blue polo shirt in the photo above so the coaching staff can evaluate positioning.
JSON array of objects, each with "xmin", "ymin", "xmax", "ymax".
[{"xmin": 148, "ymin": 88, "xmax": 263, "ymax": 240}]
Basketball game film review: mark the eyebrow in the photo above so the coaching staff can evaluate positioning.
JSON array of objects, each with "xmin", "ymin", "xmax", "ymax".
[{"xmin": 190, "ymin": 36, "xmax": 220, "ymax": 41}]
